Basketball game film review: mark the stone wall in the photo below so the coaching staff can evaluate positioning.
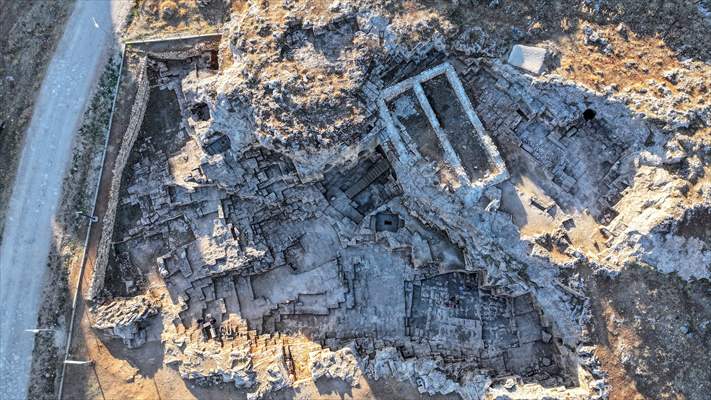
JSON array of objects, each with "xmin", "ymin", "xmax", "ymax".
[{"xmin": 87, "ymin": 56, "xmax": 149, "ymax": 300}]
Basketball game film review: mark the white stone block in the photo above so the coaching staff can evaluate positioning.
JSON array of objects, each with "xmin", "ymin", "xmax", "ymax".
[{"xmin": 507, "ymin": 45, "xmax": 548, "ymax": 75}]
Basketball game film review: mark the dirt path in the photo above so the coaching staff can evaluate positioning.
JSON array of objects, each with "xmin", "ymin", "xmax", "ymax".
[
  {"xmin": 0, "ymin": 1, "xmax": 130, "ymax": 398},
  {"xmin": 0, "ymin": 0, "xmax": 74, "ymax": 241}
]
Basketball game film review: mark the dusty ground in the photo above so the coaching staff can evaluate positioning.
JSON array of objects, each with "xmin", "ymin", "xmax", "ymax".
[
  {"xmin": 581, "ymin": 264, "xmax": 711, "ymax": 400},
  {"xmin": 429, "ymin": 0, "xmax": 711, "ymax": 119},
  {"xmin": 0, "ymin": 0, "xmax": 74, "ymax": 240},
  {"xmin": 125, "ymin": 0, "xmax": 238, "ymax": 40},
  {"xmin": 26, "ymin": 0, "xmax": 711, "ymax": 399}
]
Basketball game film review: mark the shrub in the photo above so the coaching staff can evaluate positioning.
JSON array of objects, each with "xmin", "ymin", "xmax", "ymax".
[{"xmin": 159, "ymin": 0, "xmax": 178, "ymax": 20}]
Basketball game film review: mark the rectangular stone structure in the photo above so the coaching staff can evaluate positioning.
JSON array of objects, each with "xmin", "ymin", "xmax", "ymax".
[{"xmin": 378, "ymin": 62, "xmax": 509, "ymax": 199}]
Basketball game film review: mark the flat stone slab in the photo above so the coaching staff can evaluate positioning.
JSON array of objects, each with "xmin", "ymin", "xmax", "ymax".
[{"xmin": 507, "ymin": 45, "xmax": 548, "ymax": 75}]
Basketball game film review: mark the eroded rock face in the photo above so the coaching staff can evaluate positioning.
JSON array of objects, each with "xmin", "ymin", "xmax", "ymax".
[{"xmin": 637, "ymin": 204, "xmax": 711, "ymax": 280}]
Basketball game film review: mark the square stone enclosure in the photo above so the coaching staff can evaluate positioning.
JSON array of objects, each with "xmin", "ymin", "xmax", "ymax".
[{"xmin": 378, "ymin": 62, "xmax": 508, "ymax": 194}]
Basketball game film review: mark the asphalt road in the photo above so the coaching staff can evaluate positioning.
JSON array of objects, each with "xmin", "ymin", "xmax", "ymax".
[{"xmin": 0, "ymin": 1, "xmax": 128, "ymax": 398}]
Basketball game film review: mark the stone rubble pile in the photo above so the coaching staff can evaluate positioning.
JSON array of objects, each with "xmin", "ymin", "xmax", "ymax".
[
  {"xmin": 308, "ymin": 346, "xmax": 362, "ymax": 384},
  {"xmin": 91, "ymin": 295, "xmax": 159, "ymax": 348}
]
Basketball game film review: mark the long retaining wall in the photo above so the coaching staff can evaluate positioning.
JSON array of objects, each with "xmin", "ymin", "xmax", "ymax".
[{"xmin": 87, "ymin": 56, "xmax": 149, "ymax": 300}]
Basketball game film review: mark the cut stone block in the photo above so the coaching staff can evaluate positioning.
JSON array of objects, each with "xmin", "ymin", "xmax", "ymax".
[{"xmin": 507, "ymin": 45, "xmax": 548, "ymax": 75}]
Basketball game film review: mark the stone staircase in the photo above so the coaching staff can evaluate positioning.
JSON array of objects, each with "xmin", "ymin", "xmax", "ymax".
[{"xmin": 345, "ymin": 158, "xmax": 390, "ymax": 198}]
